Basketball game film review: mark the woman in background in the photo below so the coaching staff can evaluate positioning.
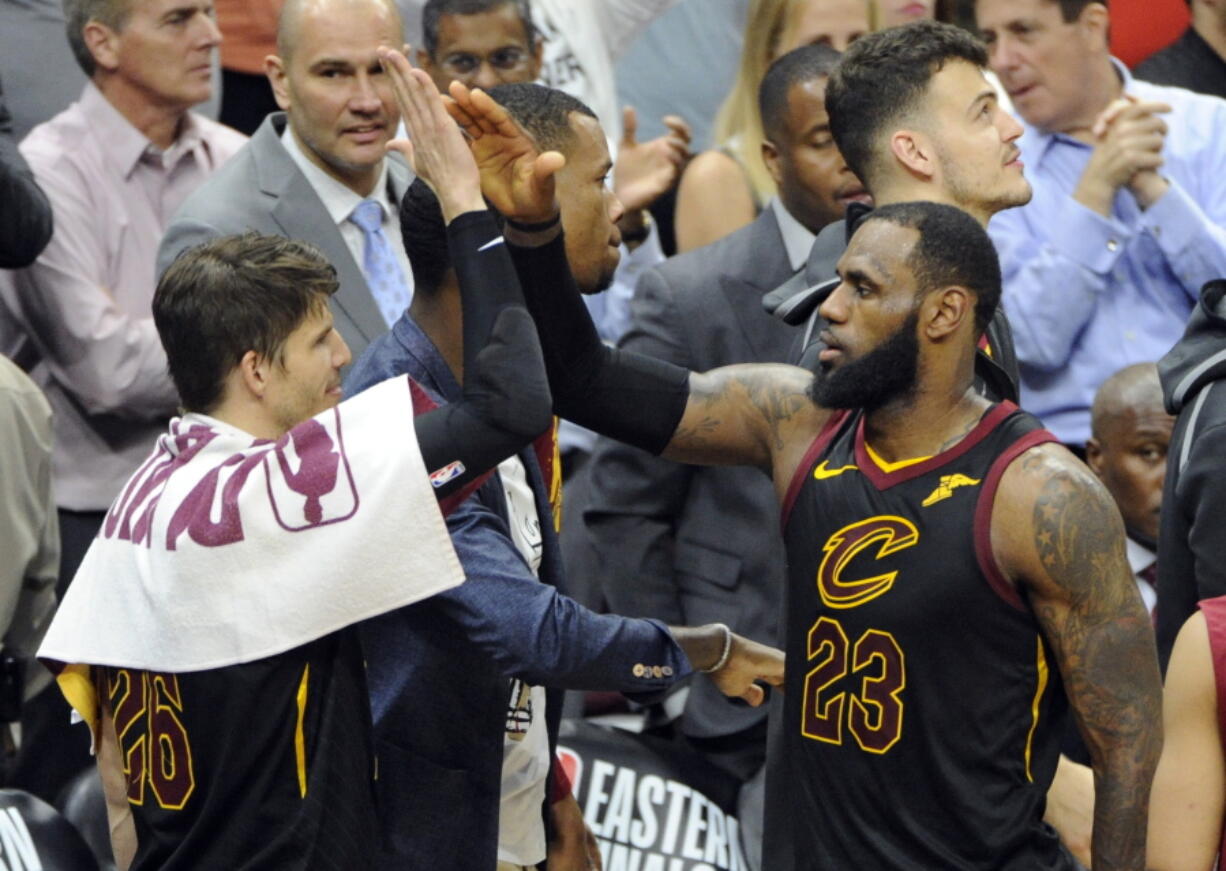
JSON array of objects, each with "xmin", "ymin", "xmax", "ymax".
[{"xmin": 672, "ymin": 0, "xmax": 869, "ymax": 252}]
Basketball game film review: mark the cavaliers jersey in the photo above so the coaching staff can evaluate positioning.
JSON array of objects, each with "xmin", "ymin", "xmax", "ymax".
[
  {"xmin": 99, "ymin": 629, "xmax": 378, "ymax": 870},
  {"xmin": 777, "ymin": 402, "xmax": 1075, "ymax": 869}
]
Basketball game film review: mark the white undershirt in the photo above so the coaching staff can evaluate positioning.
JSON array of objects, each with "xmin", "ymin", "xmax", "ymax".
[
  {"xmin": 496, "ymin": 456, "xmax": 549, "ymax": 865},
  {"xmin": 280, "ymin": 125, "xmax": 414, "ymax": 317}
]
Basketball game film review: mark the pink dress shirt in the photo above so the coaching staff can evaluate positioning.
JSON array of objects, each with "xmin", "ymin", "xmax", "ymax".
[{"xmin": 0, "ymin": 83, "xmax": 245, "ymax": 510}]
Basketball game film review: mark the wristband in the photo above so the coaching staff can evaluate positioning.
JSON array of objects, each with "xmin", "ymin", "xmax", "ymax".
[
  {"xmin": 506, "ymin": 213, "xmax": 561, "ymax": 233},
  {"xmin": 698, "ymin": 623, "xmax": 733, "ymax": 674}
]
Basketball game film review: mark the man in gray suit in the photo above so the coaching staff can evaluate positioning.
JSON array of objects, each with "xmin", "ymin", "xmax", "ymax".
[
  {"xmin": 580, "ymin": 44, "xmax": 863, "ymax": 868},
  {"xmin": 158, "ymin": 0, "xmax": 412, "ymax": 362}
]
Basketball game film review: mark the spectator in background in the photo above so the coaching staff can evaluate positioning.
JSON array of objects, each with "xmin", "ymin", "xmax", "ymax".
[
  {"xmin": 1155, "ymin": 279, "xmax": 1226, "ymax": 668},
  {"xmin": 1135, "ymin": 0, "xmax": 1226, "ymax": 100},
  {"xmin": 0, "ymin": 77, "xmax": 52, "ymax": 269},
  {"xmin": 674, "ymin": 0, "xmax": 869, "ymax": 253},
  {"xmin": 215, "ymin": 0, "xmax": 284, "ymax": 133},
  {"xmin": 0, "ymin": 355, "xmax": 59, "ymax": 779},
  {"xmin": 417, "ymin": 0, "xmax": 689, "ymax": 285},
  {"xmin": 159, "ymin": 0, "xmax": 411, "ymax": 363},
  {"xmin": 1085, "ymin": 363, "xmax": 1172, "ymax": 617},
  {"xmin": 977, "ymin": 0, "xmax": 1226, "ymax": 450},
  {"xmin": 583, "ymin": 44, "xmax": 857, "ymax": 870},
  {"xmin": 0, "ymin": 0, "xmax": 244, "ymax": 803}
]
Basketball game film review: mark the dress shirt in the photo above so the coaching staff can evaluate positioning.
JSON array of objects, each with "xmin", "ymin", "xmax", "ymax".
[
  {"xmin": 770, "ymin": 196, "xmax": 819, "ymax": 272},
  {"xmin": 0, "ymin": 356, "xmax": 58, "ymax": 701},
  {"xmin": 1135, "ymin": 26, "xmax": 1226, "ymax": 100},
  {"xmin": 989, "ymin": 59, "xmax": 1226, "ymax": 443},
  {"xmin": 1125, "ymin": 536, "xmax": 1158, "ymax": 616},
  {"xmin": 0, "ymin": 83, "xmax": 245, "ymax": 510},
  {"xmin": 280, "ymin": 125, "xmax": 414, "ymax": 310}
]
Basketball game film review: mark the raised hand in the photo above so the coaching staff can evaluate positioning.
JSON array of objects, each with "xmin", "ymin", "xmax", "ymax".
[
  {"xmin": 378, "ymin": 45, "xmax": 484, "ymax": 222},
  {"xmin": 613, "ymin": 106, "xmax": 691, "ymax": 213},
  {"xmin": 709, "ymin": 634, "xmax": 785, "ymax": 708},
  {"xmin": 443, "ymin": 81, "xmax": 566, "ymax": 225},
  {"xmin": 1075, "ymin": 96, "xmax": 1171, "ymax": 215}
]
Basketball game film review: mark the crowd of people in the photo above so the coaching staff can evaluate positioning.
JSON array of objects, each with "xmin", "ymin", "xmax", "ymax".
[{"xmin": 2, "ymin": 0, "xmax": 1225, "ymax": 869}]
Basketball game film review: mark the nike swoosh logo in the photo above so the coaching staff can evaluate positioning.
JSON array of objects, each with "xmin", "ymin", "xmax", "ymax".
[
  {"xmin": 813, "ymin": 460, "xmax": 858, "ymax": 480},
  {"xmin": 477, "ymin": 235, "xmax": 505, "ymax": 252}
]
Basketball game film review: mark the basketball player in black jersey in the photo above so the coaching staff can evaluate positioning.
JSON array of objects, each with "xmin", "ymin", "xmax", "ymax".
[{"xmin": 450, "ymin": 83, "xmax": 1160, "ymax": 870}]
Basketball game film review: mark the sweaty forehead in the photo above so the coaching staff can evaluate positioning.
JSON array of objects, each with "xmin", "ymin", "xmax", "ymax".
[{"xmin": 839, "ymin": 220, "xmax": 918, "ymax": 281}]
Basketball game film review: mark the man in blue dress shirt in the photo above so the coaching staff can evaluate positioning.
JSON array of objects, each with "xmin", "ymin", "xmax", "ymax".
[{"xmin": 976, "ymin": 0, "xmax": 1226, "ymax": 447}]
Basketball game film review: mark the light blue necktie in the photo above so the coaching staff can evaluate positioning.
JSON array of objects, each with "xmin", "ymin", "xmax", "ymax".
[{"xmin": 348, "ymin": 199, "xmax": 411, "ymax": 327}]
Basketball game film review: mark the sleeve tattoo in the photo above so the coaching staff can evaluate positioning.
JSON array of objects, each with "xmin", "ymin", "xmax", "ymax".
[{"xmin": 1021, "ymin": 453, "xmax": 1162, "ymax": 870}]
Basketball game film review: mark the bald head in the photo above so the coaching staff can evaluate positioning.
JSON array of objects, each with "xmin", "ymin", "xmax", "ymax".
[
  {"xmin": 277, "ymin": 0, "xmax": 403, "ymax": 61},
  {"xmin": 1090, "ymin": 363, "xmax": 1165, "ymax": 440},
  {"xmin": 1086, "ymin": 362, "xmax": 1173, "ymax": 546}
]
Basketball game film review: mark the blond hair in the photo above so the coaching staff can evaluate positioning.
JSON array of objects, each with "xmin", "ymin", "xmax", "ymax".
[{"xmin": 712, "ymin": 0, "xmax": 794, "ymax": 204}]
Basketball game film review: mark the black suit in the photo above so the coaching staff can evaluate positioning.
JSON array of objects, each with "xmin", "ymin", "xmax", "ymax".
[{"xmin": 584, "ymin": 207, "xmax": 797, "ymax": 742}]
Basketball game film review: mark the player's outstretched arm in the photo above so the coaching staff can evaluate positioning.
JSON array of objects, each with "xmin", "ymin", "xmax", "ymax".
[
  {"xmin": 378, "ymin": 49, "xmax": 552, "ymax": 496},
  {"xmin": 994, "ymin": 444, "xmax": 1162, "ymax": 871},
  {"xmin": 445, "ymin": 84, "xmax": 825, "ymax": 475},
  {"xmin": 669, "ymin": 624, "xmax": 785, "ymax": 707},
  {"xmin": 1147, "ymin": 611, "xmax": 1225, "ymax": 871}
]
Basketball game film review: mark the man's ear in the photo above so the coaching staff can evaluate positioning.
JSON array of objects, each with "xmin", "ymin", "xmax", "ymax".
[
  {"xmin": 84, "ymin": 19, "xmax": 121, "ymax": 74},
  {"xmin": 265, "ymin": 54, "xmax": 291, "ymax": 112},
  {"xmin": 889, "ymin": 128, "xmax": 936, "ymax": 183},
  {"xmin": 762, "ymin": 139, "xmax": 784, "ymax": 188},
  {"xmin": 1076, "ymin": 1, "xmax": 1111, "ymax": 49},
  {"xmin": 923, "ymin": 285, "xmax": 973, "ymax": 341},
  {"xmin": 239, "ymin": 349, "xmax": 271, "ymax": 399}
]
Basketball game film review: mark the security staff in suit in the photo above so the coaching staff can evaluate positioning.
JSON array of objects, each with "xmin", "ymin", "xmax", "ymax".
[
  {"xmin": 580, "ymin": 44, "xmax": 865, "ymax": 869},
  {"xmin": 157, "ymin": 0, "xmax": 413, "ymax": 363}
]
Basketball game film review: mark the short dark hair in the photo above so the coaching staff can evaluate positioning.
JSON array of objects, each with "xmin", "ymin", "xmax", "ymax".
[
  {"xmin": 826, "ymin": 20, "xmax": 988, "ymax": 190},
  {"xmin": 422, "ymin": 0, "xmax": 536, "ymax": 56},
  {"xmin": 153, "ymin": 233, "xmax": 339, "ymax": 412},
  {"xmin": 399, "ymin": 178, "xmax": 506, "ymax": 295},
  {"xmin": 1049, "ymin": 0, "xmax": 1105, "ymax": 21},
  {"xmin": 758, "ymin": 43, "xmax": 842, "ymax": 144},
  {"xmin": 865, "ymin": 201, "xmax": 1001, "ymax": 334},
  {"xmin": 486, "ymin": 82, "xmax": 597, "ymax": 152}
]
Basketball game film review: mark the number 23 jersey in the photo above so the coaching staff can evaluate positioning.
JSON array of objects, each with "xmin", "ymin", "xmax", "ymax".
[{"xmin": 777, "ymin": 401, "xmax": 1075, "ymax": 869}]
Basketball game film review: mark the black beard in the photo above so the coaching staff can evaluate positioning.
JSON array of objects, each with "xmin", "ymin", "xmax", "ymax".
[{"xmin": 809, "ymin": 311, "xmax": 920, "ymax": 411}]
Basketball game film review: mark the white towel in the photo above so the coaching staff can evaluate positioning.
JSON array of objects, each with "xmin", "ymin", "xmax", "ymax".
[{"xmin": 38, "ymin": 375, "xmax": 465, "ymax": 675}]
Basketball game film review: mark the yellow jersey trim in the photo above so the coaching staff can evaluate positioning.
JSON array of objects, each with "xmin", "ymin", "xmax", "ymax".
[
  {"xmin": 864, "ymin": 443, "xmax": 932, "ymax": 474},
  {"xmin": 1024, "ymin": 636, "xmax": 1049, "ymax": 782},
  {"xmin": 295, "ymin": 664, "xmax": 310, "ymax": 798}
]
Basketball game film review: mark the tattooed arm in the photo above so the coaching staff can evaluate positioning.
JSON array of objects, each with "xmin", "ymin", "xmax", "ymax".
[{"xmin": 994, "ymin": 443, "xmax": 1162, "ymax": 871}]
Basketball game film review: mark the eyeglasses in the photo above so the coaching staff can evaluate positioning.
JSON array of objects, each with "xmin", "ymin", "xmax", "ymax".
[{"xmin": 439, "ymin": 47, "xmax": 532, "ymax": 80}]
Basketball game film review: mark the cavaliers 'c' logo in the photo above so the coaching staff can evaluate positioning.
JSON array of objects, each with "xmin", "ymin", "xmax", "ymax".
[{"xmin": 817, "ymin": 516, "xmax": 919, "ymax": 609}]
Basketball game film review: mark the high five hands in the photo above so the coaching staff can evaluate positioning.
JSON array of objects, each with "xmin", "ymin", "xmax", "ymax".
[
  {"xmin": 443, "ymin": 81, "xmax": 567, "ymax": 226},
  {"xmin": 378, "ymin": 45, "xmax": 565, "ymax": 226},
  {"xmin": 379, "ymin": 45, "xmax": 484, "ymax": 222}
]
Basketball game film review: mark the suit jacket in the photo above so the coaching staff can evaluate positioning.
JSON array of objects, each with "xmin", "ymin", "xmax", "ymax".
[
  {"xmin": 585, "ymin": 207, "xmax": 798, "ymax": 740},
  {"xmin": 343, "ymin": 312, "xmax": 690, "ymax": 869},
  {"xmin": 156, "ymin": 113, "xmax": 407, "ymax": 361}
]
